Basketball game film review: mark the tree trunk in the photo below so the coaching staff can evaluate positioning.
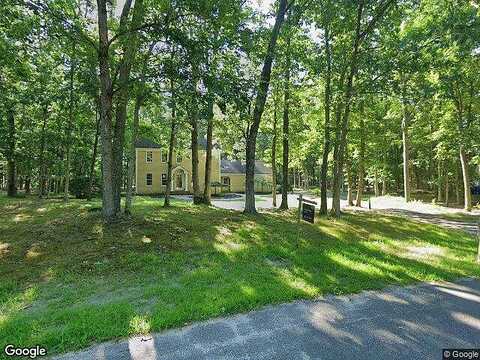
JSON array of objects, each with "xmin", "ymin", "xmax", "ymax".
[
  {"xmin": 331, "ymin": 0, "xmax": 393, "ymax": 215},
  {"xmin": 190, "ymin": 120, "xmax": 201, "ymax": 203},
  {"xmin": 374, "ymin": 170, "xmax": 379, "ymax": 197},
  {"xmin": 455, "ymin": 164, "xmax": 461, "ymax": 205},
  {"xmin": 279, "ymin": 36, "xmax": 291, "ymax": 210},
  {"xmin": 38, "ymin": 105, "xmax": 48, "ymax": 198},
  {"xmin": 6, "ymin": 109, "xmax": 17, "ymax": 197},
  {"xmin": 64, "ymin": 49, "xmax": 76, "ymax": 202},
  {"xmin": 190, "ymin": 121, "xmax": 200, "ymax": 202},
  {"xmin": 459, "ymin": 146, "xmax": 472, "ymax": 211},
  {"xmin": 188, "ymin": 60, "xmax": 202, "ymax": 204},
  {"xmin": 346, "ymin": 150, "xmax": 354, "ymax": 206},
  {"xmin": 445, "ymin": 170, "xmax": 449, "ymax": 206},
  {"xmin": 203, "ymin": 98, "xmax": 214, "ymax": 205},
  {"xmin": 86, "ymin": 101, "xmax": 100, "ymax": 200},
  {"xmin": 330, "ymin": 101, "xmax": 342, "ymax": 210},
  {"xmin": 437, "ymin": 160, "xmax": 443, "ymax": 203},
  {"xmin": 111, "ymin": 0, "xmax": 144, "ymax": 214},
  {"xmin": 331, "ymin": 3, "xmax": 363, "ymax": 217},
  {"xmin": 272, "ymin": 97, "xmax": 278, "ymax": 208},
  {"xmin": 124, "ymin": 93, "xmax": 144, "ymax": 214},
  {"xmin": 45, "ymin": 170, "xmax": 51, "ymax": 198},
  {"xmin": 97, "ymin": 0, "xmax": 117, "ymax": 220},
  {"xmin": 25, "ymin": 175, "xmax": 31, "ymax": 195},
  {"xmin": 244, "ymin": 0, "xmax": 288, "ymax": 214},
  {"xmin": 125, "ymin": 44, "xmax": 152, "ymax": 214},
  {"xmin": 401, "ymin": 103, "xmax": 411, "ymax": 202},
  {"xmin": 96, "ymin": 0, "xmax": 143, "ymax": 221},
  {"xmin": 164, "ymin": 77, "xmax": 177, "ymax": 207},
  {"xmin": 355, "ymin": 111, "xmax": 365, "ymax": 207},
  {"xmin": 319, "ymin": 24, "xmax": 332, "ymax": 215}
]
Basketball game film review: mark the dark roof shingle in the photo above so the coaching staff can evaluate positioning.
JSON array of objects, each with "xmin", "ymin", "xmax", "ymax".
[
  {"xmin": 221, "ymin": 159, "xmax": 272, "ymax": 175},
  {"xmin": 135, "ymin": 138, "xmax": 162, "ymax": 148}
]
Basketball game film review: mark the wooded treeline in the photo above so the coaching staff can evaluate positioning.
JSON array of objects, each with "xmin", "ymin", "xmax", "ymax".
[{"xmin": 0, "ymin": 0, "xmax": 479, "ymax": 221}]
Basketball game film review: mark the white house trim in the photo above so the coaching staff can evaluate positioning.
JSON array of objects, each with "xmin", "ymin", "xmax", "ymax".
[
  {"xmin": 171, "ymin": 165, "xmax": 188, "ymax": 192},
  {"xmin": 145, "ymin": 150, "xmax": 153, "ymax": 163}
]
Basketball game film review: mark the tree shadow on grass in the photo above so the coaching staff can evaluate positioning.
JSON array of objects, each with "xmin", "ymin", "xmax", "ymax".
[{"xmin": 1, "ymin": 194, "xmax": 479, "ymax": 356}]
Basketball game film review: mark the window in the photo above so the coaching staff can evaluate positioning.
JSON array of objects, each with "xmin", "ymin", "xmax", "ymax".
[
  {"xmin": 146, "ymin": 151, "xmax": 153, "ymax": 163},
  {"xmin": 161, "ymin": 151, "xmax": 168, "ymax": 163},
  {"xmin": 162, "ymin": 173, "xmax": 167, "ymax": 186},
  {"xmin": 176, "ymin": 154, "xmax": 182, "ymax": 164},
  {"xmin": 146, "ymin": 173, "xmax": 153, "ymax": 186}
]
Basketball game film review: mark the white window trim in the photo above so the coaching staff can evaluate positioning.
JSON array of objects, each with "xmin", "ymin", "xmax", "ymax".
[
  {"xmin": 161, "ymin": 173, "xmax": 167, "ymax": 186},
  {"xmin": 146, "ymin": 151, "xmax": 153, "ymax": 163},
  {"xmin": 146, "ymin": 173, "xmax": 153, "ymax": 186},
  {"xmin": 161, "ymin": 150, "xmax": 168, "ymax": 163}
]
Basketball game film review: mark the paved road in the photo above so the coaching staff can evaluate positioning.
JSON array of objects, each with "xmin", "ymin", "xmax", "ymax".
[
  {"xmin": 173, "ymin": 193, "xmax": 479, "ymax": 235},
  {"xmin": 379, "ymin": 209, "xmax": 479, "ymax": 235},
  {"xmin": 172, "ymin": 193, "xmax": 312, "ymax": 211},
  {"xmin": 54, "ymin": 278, "xmax": 480, "ymax": 360}
]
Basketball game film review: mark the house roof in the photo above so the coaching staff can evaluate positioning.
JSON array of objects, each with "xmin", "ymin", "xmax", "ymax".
[
  {"xmin": 135, "ymin": 138, "xmax": 162, "ymax": 149},
  {"xmin": 197, "ymin": 137, "xmax": 221, "ymax": 150},
  {"xmin": 221, "ymin": 159, "xmax": 272, "ymax": 175}
]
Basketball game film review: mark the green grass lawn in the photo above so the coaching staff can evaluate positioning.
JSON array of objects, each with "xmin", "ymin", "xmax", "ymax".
[
  {"xmin": 0, "ymin": 194, "xmax": 479, "ymax": 357},
  {"xmin": 435, "ymin": 212, "xmax": 480, "ymax": 223}
]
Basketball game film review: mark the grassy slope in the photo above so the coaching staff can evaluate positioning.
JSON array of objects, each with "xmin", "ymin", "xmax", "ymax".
[{"xmin": 0, "ymin": 194, "xmax": 479, "ymax": 356}]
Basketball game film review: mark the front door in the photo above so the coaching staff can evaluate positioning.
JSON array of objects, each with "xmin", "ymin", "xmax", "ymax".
[{"xmin": 175, "ymin": 172, "xmax": 183, "ymax": 190}]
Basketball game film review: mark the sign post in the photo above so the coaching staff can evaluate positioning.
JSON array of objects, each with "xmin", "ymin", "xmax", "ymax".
[
  {"xmin": 297, "ymin": 194, "xmax": 303, "ymax": 225},
  {"xmin": 296, "ymin": 195, "xmax": 318, "ymax": 245}
]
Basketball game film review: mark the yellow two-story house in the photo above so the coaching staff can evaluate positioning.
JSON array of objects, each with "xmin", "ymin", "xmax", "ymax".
[{"xmin": 135, "ymin": 138, "xmax": 273, "ymax": 194}]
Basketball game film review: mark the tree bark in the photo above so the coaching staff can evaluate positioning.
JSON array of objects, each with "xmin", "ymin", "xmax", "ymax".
[
  {"xmin": 459, "ymin": 146, "xmax": 472, "ymax": 211},
  {"xmin": 97, "ymin": 0, "xmax": 117, "ymax": 220},
  {"xmin": 331, "ymin": 0, "xmax": 394, "ymax": 216},
  {"xmin": 331, "ymin": 2, "xmax": 363, "ymax": 217},
  {"xmin": 272, "ymin": 97, "xmax": 278, "ymax": 208},
  {"xmin": 124, "ymin": 93, "xmax": 144, "ymax": 214},
  {"xmin": 401, "ymin": 98, "xmax": 411, "ymax": 202},
  {"xmin": 320, "ymin": 21, "xmax": 332, "ymax": 215},
  {"xmin": 187, "ymin": 59, "xmax": 202, "ymax": 204},
  {"xmin": 38, "ymin": 105, "xmax": 49, "ymax": 198},
  {"xmin": 164, "ymin": 77, "xmax": 177, "ymax": 207},
  {"xmin": 125, "ymin": 44, "xmax": 152, "ymax": 214},
  {"xmin": 455, "ymin": 164, "xmax": 461, "ymax": 205},
  {"xmin": 279, "ymin": 36, "xmax": 291, "ymax": 210},
  {"xmin": 346, "ymin": 150, "xmax": 354, "ymax": 206},
  {"xmin": 6, "ymin": 109, "xmax": 16, "ymax": 197},
  {"xmin": 25, "ymin": 175, "xmax": 31, "ymax": 195},
  {"xmin": 86, "ymin": 101, "xmax": 100, "ymax": 200},
  {"xmin": 64, "ymin": 49, "xmax": 76, "ymax": 202},
  {"xmin": 191, "ymin": 118, "xmax": 200, "ymax": 203},
  {"xmin": 355, "ymin": 111, "xmax": 365, "ymax": 207},
  {"xmin": 445, "ymin": 169, "xmax": 449, "ymax": 206},
  {"xmin": 437, "ymin": 160, "xmax": 443, "ymax": 203},
  {"xmin": 111, "ymin": 0, "xmax": 144, "ymax": 215},
  {"xmin": 244, "ymin": 0, "xmax": 289, "ymax": 214},
  {"xmin": 203, "ymin": 98, "xmax": 215, "ymax": 205},
  {"xmin": 374, "ymin": 170, "xmax": 379, "ymax": 197}
]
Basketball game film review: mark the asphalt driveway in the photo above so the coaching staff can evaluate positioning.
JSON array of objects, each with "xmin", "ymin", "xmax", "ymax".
[{"xmin": 54, "ymin": 278, "xmax": 480, "ymax": 360}]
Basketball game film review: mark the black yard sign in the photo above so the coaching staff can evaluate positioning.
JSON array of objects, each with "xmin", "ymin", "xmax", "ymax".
[{"xmin": 302, "ymin": 203, "xmax": 315, "ymax": 223}]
